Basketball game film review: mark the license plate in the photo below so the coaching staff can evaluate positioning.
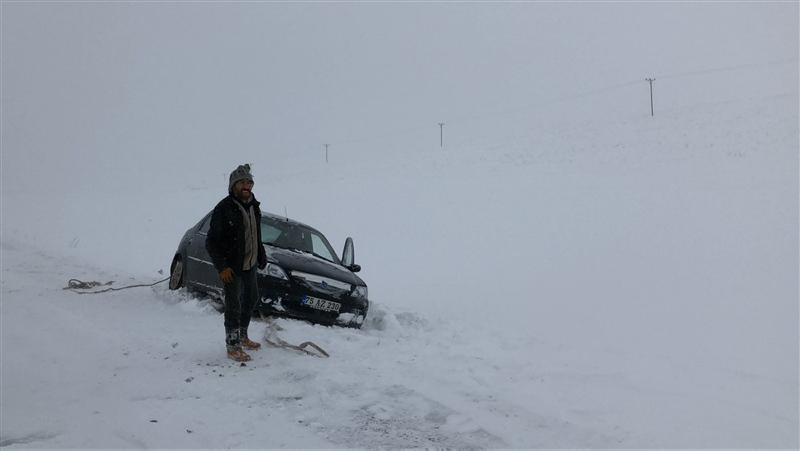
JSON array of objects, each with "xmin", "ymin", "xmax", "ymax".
[{"xmin": 301, "ymin": 295, "xmax": 341, "ymax": 313}]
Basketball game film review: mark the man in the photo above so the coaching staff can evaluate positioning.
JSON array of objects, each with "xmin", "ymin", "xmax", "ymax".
[{"xmin": 206, "ymin": 164, "xmax": 267, "ymax": 362}]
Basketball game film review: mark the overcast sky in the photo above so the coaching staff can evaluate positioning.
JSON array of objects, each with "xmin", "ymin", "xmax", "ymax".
[{"xmin": 2, "ymin": 2, "xmax": 797, "ymax": 191}]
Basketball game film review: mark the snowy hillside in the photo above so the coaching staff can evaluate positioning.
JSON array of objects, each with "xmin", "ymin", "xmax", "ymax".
[
  {"xmin": 3, "ymin": 87, "xmax": 798, "ymax": 449},
  {"xmin": 2, "ymin": 2, "xmax": 798, "ymax": 449}
]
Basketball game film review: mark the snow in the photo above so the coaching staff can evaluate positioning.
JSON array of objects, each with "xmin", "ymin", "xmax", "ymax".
[{"xmin": 2, "ymin": 2, "xmax": 798, "ymax": 449}]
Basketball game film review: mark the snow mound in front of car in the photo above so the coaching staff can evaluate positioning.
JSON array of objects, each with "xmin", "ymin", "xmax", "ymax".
[
  {"xmin": 361, "ymin": 302, "xmax": 434, "ymax": 337},
  {"xmin": 155, "ymin": 285, "xmax": 222, "ymax": 316}
]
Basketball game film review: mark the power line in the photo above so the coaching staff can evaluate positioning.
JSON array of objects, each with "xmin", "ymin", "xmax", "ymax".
[
  {"xmin": 656, "ymin": 57, "xmax": 797, "ymax": 81},
  {"xmin": 320, "ymin": 58, "xmax": 794, "ymax": 148}
]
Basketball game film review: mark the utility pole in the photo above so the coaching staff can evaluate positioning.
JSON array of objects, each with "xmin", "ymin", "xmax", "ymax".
[
  {"xmin": 438, "ymin": 123, "xmax": 445, "ymax": 147},
  {"xmin": 646, "ymin": 78, "xmax": 656, "ymax": 116},
  {"xmin": 324, "ymin": 144, "xmax": 330, "ymax": 163}
]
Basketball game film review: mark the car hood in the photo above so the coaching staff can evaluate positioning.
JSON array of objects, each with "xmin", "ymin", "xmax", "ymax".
[{"xmin": 263, "ymin": 245, "xmax": 365, "ymax": 286}]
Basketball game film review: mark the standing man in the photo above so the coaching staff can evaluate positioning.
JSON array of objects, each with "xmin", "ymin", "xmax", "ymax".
[{"xmin": 206, "ymin": 164, "xmax": 267, "ymax": 362}]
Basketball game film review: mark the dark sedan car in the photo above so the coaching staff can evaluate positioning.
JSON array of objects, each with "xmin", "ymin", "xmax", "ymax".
[{"xmin": 169, "ymin": 211, "xmax": 369, "ymax": 328}]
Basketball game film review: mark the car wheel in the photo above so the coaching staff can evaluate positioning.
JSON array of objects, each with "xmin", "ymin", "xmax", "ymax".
[{"xmin": 169, "ymin": 256, "xmax": 184, "ymax": 290}]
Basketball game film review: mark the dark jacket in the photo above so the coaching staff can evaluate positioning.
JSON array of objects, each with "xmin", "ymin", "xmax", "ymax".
[{"xmin": 205, "ymin": 193, "xmax": 267, "ymax": 275}]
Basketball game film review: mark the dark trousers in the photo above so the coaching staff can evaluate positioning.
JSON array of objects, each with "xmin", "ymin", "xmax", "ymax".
[{"xmin": 223, "ymin": 268, "xmax": 258, "ymax": 349}]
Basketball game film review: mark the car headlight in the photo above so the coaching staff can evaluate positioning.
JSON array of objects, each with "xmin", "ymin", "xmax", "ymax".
[
  {"xmin": 261, "ymin": 263, "xmax": 289, "ymax": 280},
  {"xmin": 353, "ymin": 285, "xmax": 368, "ymax": 299}
]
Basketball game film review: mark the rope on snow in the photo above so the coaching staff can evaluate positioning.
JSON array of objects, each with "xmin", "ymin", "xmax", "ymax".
[
  {"xmin": 65, "ymin": 277, "xmax": 169, "ymax": 294},
  {"xmin": 65, "ymin": 279, "xmax": 330, "ymax": 357},
  {"xmin": 261, "ymin": 314, "xmax": 330, "ymax": 358}
]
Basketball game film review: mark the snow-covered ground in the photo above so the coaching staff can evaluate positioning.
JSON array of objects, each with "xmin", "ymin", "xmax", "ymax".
[{"xmin": 2, "ymin": 3, "xmax": 798, "ymax": 449}]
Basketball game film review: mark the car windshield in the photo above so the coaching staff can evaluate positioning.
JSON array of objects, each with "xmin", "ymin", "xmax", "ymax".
[{"xmin": 260, "ymin": 216, "xmax": 339, "ymax": 263}]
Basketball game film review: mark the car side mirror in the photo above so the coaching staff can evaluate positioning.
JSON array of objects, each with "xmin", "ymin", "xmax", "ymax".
[{"xmin": 342, "ymin": 237, "xmax": 356, "ymax": 269}]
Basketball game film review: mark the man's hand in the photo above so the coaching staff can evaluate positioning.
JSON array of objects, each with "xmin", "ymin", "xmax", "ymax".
[{"xmin": 219, "ymin": 267, "xmax": 234, "ymax": 284}]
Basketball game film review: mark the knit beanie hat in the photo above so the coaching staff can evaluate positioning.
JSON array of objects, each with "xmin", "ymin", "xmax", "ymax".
[{"xmin": 228, "ymin": 164, "xmax": 253, "ymax": 192}]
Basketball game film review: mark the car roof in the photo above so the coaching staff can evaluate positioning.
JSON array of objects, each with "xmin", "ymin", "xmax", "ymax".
[{"xmin": 260, "ymin": 211, "xmax": 323, "ymax": 234}]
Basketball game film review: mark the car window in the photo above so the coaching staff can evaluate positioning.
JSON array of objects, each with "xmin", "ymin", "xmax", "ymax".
[
  {"xmin": 310, "ymin": 235, "xmax": 336, "ymax": 261},
  {"xmin": 261, "ymin": 216, "xmax": 339, "ymax": 263},
  {"xmin": 260, "ymin": 222, "xmax": 283, "ymax": 243}
]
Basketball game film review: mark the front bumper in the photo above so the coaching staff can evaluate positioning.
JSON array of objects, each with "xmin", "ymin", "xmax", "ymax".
[{"xmin": 257, "ymin": 280, "xmax": 368, "ymax": 328}]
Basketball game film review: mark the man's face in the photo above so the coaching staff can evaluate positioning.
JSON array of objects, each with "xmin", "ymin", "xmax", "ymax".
[{"xmin": 232, "ymin": 179, "xmax": 254, "ymax": 201}]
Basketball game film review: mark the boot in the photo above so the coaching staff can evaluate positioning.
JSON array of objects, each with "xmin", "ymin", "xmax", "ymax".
[
  {"xmin": 227, "ymin": 347, "xmax": 251, "ymax": 362},
  {"xmin": 241, "ymin": 337, "xmax": 262, "ymax": 350},
  {"xmin": 240, "ymin": 327, "xmax": 261, "ymax": 350}
]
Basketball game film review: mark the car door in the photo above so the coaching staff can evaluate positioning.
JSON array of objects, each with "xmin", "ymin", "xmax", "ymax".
[{"xmin": 185, "ymin": 213, "xmax": 224, "ymax": 296}]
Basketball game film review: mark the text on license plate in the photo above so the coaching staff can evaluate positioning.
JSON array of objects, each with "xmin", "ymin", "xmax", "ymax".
[{"xmin": 301, "ymin": 295, "xmax": 341, "ymax": 313}]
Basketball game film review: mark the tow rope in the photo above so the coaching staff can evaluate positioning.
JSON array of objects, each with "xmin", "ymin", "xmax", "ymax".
[
  {"xmin": 65, "ymin": 277, "xmax": 169, "ymax": 294},
  {"xmin": 65, "ymin": 278, "xmax": 329, "ymax": 357},
  {"xmin": 261, "ymin": 314, "xmax": 330, "ymax": 358}
]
